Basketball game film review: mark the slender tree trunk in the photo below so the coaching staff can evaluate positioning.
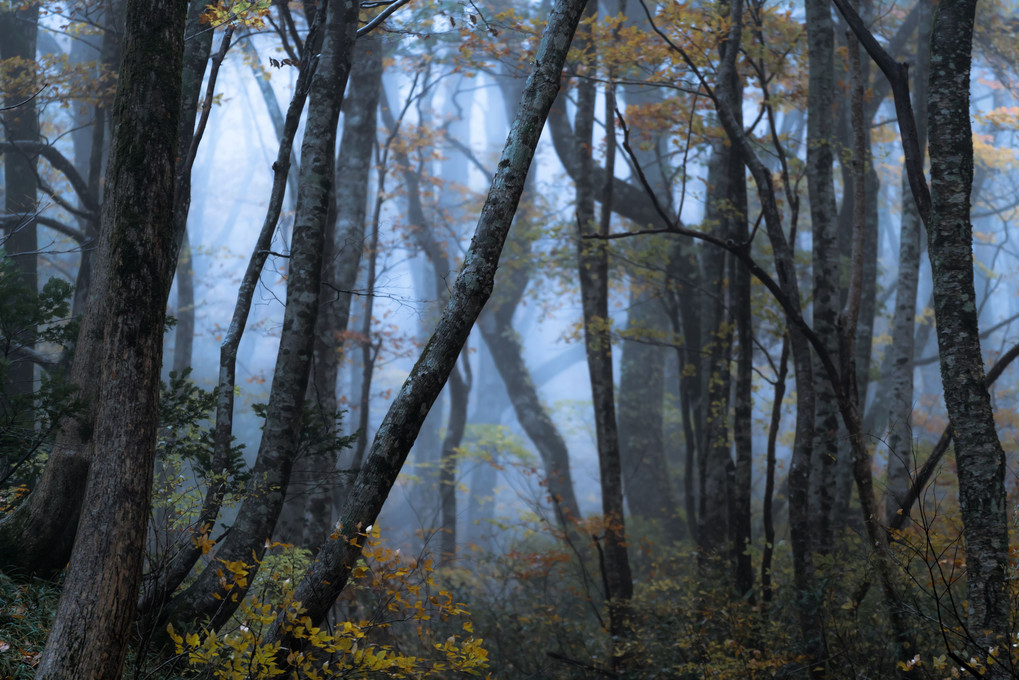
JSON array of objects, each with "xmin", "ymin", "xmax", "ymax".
[
  {"xmin": 439, "ymin": 361, "xmax": 469, "ymax": 563},
  {"xmin": 927, "ymin": 0, "xmax": 1010, "ymax": 664},
  {"xmin": 278, "ymin": 35, "xmax": 383, "ymax": 549},
  {"xmin": 169, "ymin": 0, "xmax": 216, "ymax": 375},
  {"xmin": 0, "ymin": 2, "xmax": 39, "ymax": 406},
  {"xmin": 731, "ymin": 157, "xmax": 753, "ymax": 601},
  {"xmin": 805, "ymin": 0, "xmax": 839, "ymax": 560},
  {"xmin": 34, "ymin": 1, "xmax": 188, "ymax": 676},
  {"xmin": 761, "ymin": 337, "xmax": 789, "ymax": 605},
  {"xmin": 885, "ymin": 7, "xmax": 930, "ymax": 523},
  {"xmin": 162, "ymin": 0, "xmax": 359, "ymax": 632},
  {"xmin": 574, "ymin": 12, "xmax": 633, "ymax": 655},
  {"xmin": 172, "ymin": 236, "xmax": 195, "ymax": 373},
  {"xmin": 264, "ymin": 0, "xmax": 592, "ymax": 645}
]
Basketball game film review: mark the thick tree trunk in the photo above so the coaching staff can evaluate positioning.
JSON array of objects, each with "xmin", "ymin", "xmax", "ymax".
[
  {"xmin": 0, "ymin": 0, "xmax": 203, "ymax": 576},
  {"xmin": 162, "ymin": 0, "xmax": 359, "ymax": 632},
  {"xmin": 264, "ymin": 0, "xmax": 592, "ymax": 644},
  {"xmin": 617, "ymin": 281, "xmax": 683, "ymax": 540},
  {"xmin": 927, "ymin": 0, "xmax": 1010, "ymax": 663},
  {"xmin": 34, "ymin": 1, "xmax": 188, "ymax": 676}
]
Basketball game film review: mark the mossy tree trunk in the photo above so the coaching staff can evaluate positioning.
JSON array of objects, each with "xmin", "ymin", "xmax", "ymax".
[
  {"xmin": 927, "ymin": 0, "xmax": 1010, "ymax": 666},
  {"xmin": 34, "ymin": 0, "xmax": 188, "ymax": 677}
]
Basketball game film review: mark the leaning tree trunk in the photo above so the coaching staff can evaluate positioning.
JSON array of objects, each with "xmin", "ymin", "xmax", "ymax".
[
  {"xmin": 264, "ymin": 0, "xmax": 593, "ymax": 646},
  {"xmin": 927, "ymin": 0, "xmax": 1010, "ymax": 665},
  {"xmin": 161, "ymin": 0, "xmax": 359, "ymax": 633},
  {"xmin": 34, "ymin": 1, "xmax": 188, "ymax": 677}
]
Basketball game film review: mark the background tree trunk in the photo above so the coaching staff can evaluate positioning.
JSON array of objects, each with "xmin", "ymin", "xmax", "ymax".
[{"xmin": 0, "ymin": 1, "xmax": 40, "ymax": 405}]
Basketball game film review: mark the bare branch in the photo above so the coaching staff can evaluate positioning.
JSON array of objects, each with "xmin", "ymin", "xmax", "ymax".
[{"xmin": 357, "ymin": 0, "xmax": 413, "ymax": 37}]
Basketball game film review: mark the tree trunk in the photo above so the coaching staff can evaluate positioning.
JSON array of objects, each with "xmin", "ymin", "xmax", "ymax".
[
  {"xmin": 162, "ymin": 0, "xmax": 359, "ymax": 632},
  {"xmin": 696, "ymin": 145, "xmax": 734, "ymax": 558},
  {"xmin": 264, "ymin": 0, "xmax": 592, "ymax": 645},
  {"xmin": 885, "ymin": 6, "xmax": 930, "ymax": 524},
  {"xmin": 169, "ymin": 0, "xmax": 215, "ymax": 375},
  {"xmin": 805, "ymin": 0, "xmax": 839, "ymax": 560},
  {"xmin": 34, "ymin": 0, "xmax": 188, "ymax": 676},
  {"xmin": 277, "ymin": 35, "xmax": 382, "ymax": 550},
  {"xmin": 172, "ymin": 235, "xmax": 196, "ymax": 373},
  {"xmin": 574, "ymin": 10, "xmax": 633, "ymax": 654},
  {"xmin": 617, "ymin": 280, "xmax": 683, "ymax": 541},
  {"xmin": 927, "ymin": 0, "xmax": 1010, "ymax": 663},
  {"xmin": 0, "ymin": 2, "xmax": 39, "ymax": 405}
]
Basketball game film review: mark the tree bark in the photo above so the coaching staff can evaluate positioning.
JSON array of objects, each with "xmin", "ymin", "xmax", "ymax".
[
  {"xmin": 264, "ymin": 0, "xmax": 592, "ymax": 644},
  {"xmin": 927, "ymin": 0, "xmax": 1010, "ymax": 663},
  {"xmin": 805, "ymin": 0, "xmax": 839, "ymax": 559},
  {"xmin": 34, "ymin": 0, "xmax": 188, "ymax": 676}
]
